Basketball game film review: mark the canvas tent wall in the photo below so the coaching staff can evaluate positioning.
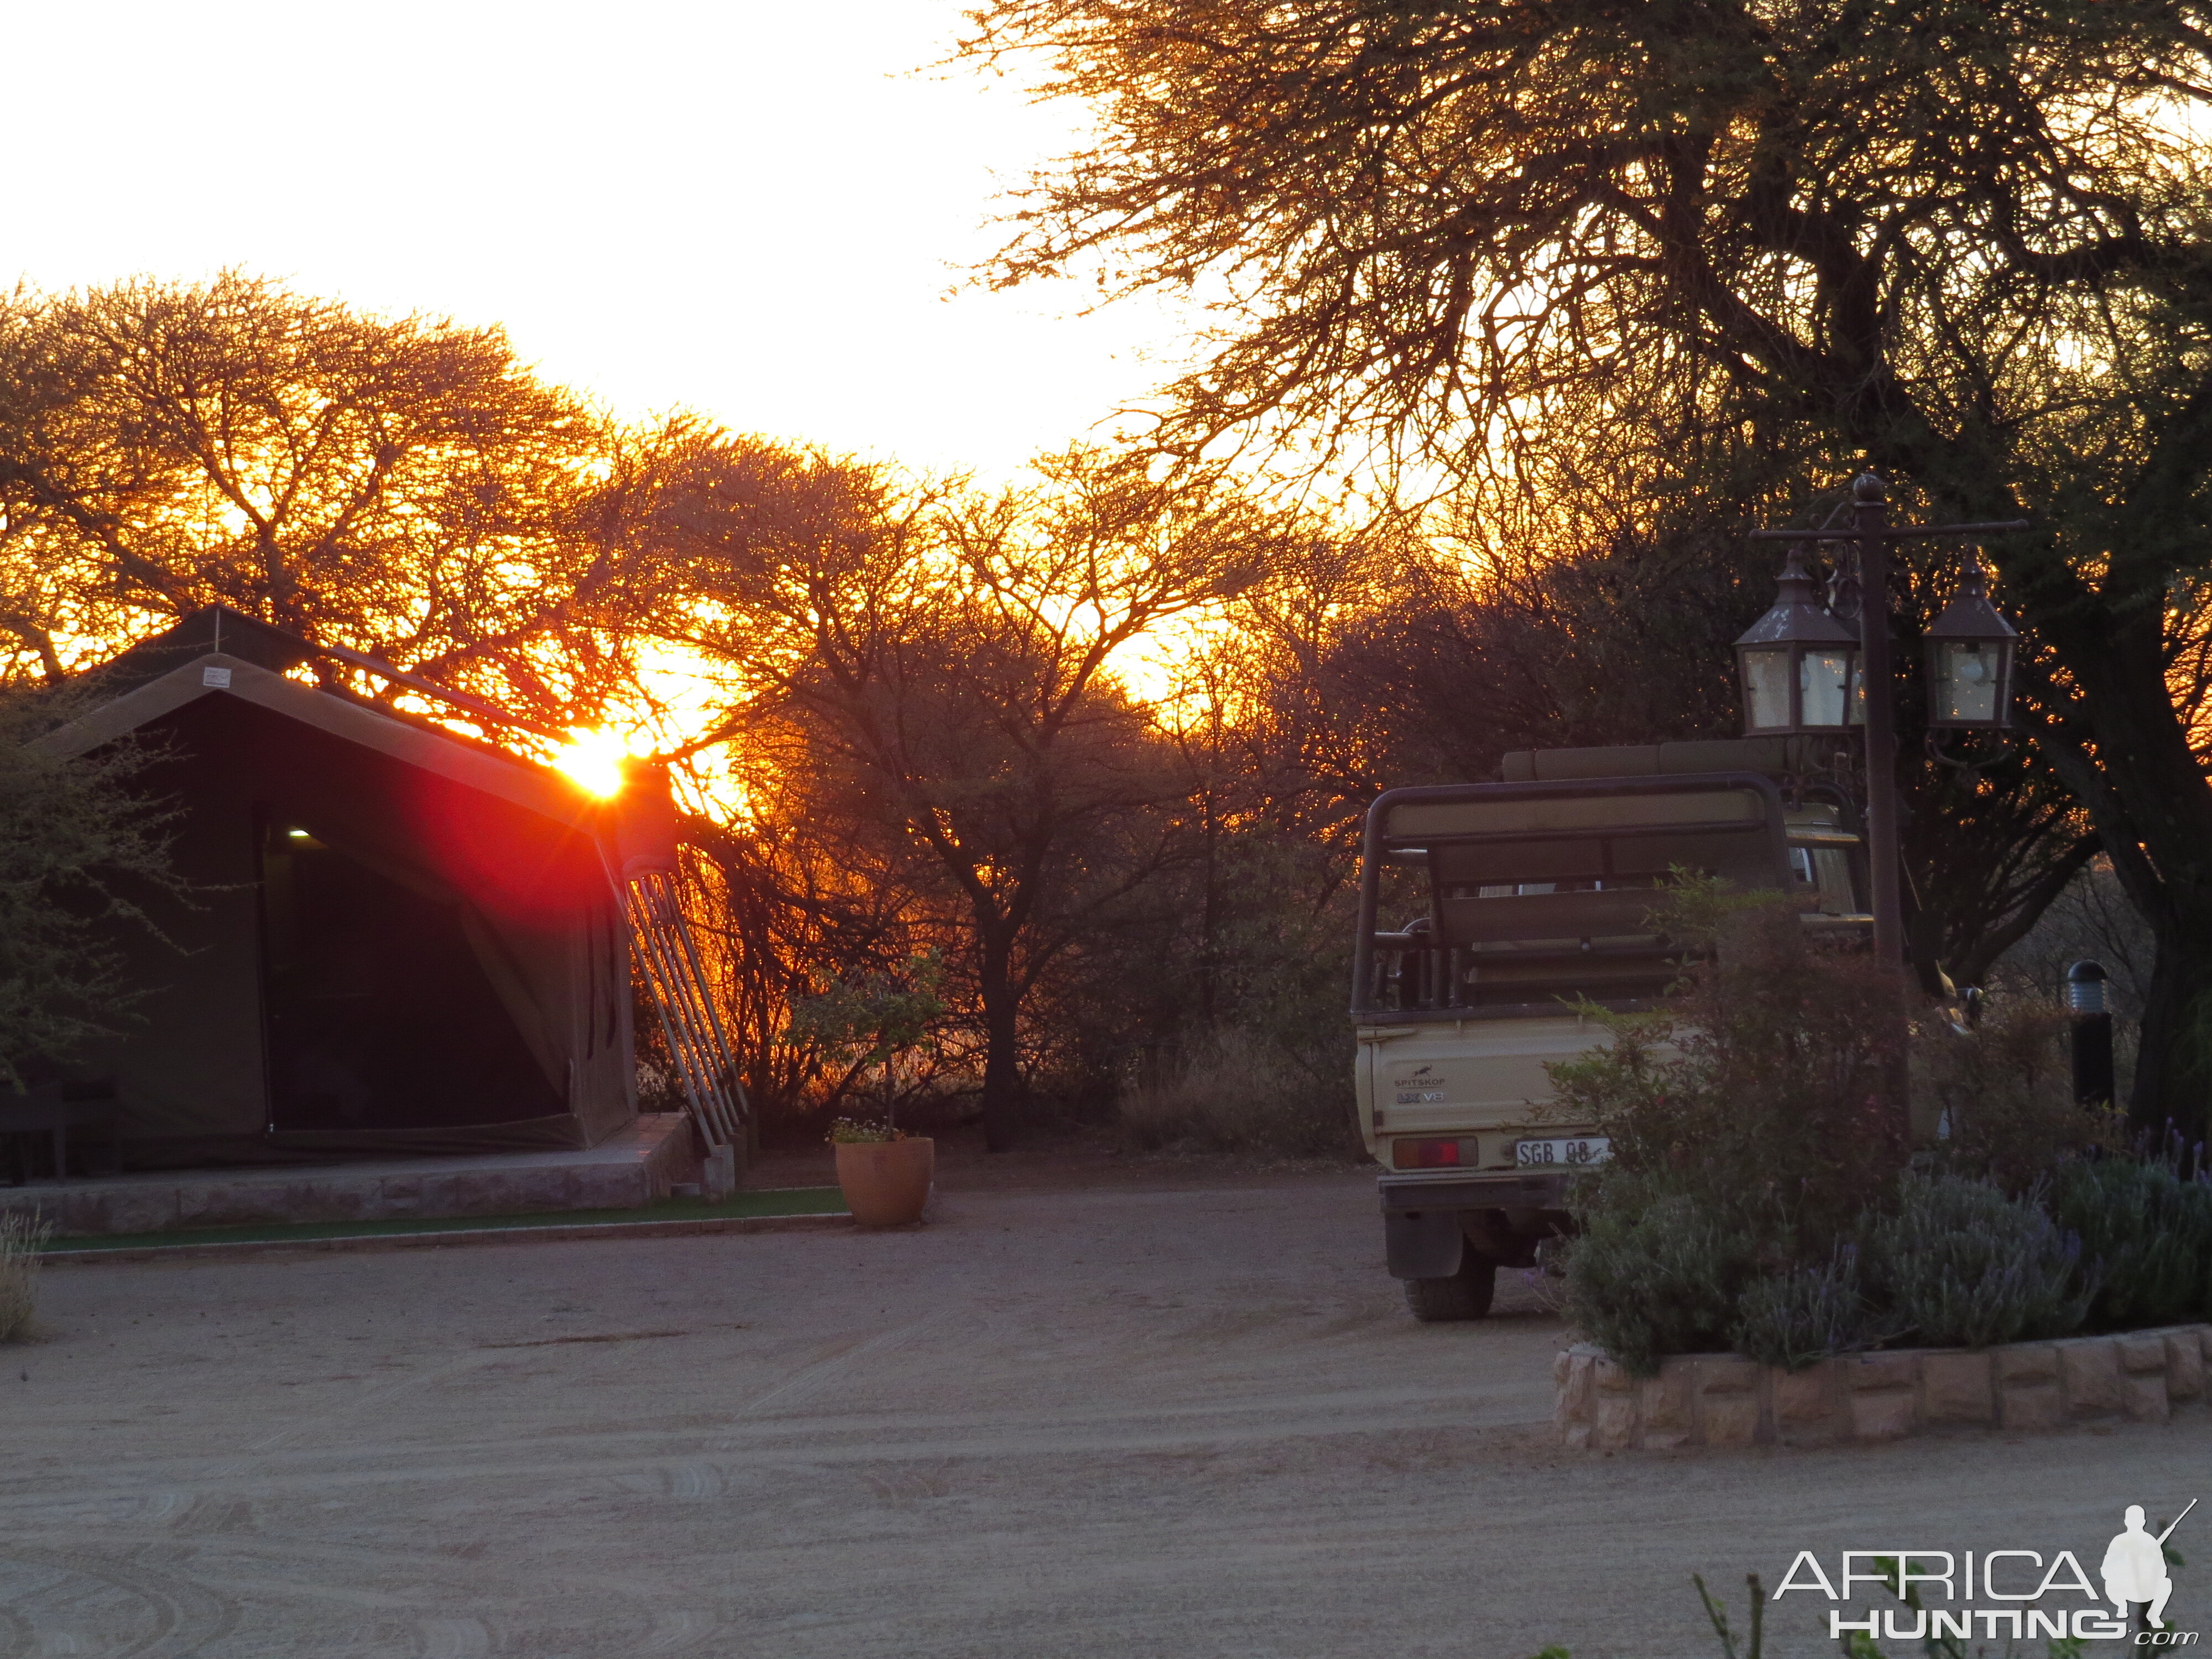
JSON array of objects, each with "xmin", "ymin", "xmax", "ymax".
[{"xmin": 36, "ymin": 611, "xmax": 636, "ymax": 1166}]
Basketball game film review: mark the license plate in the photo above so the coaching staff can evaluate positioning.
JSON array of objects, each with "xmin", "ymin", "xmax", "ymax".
[{"xmin": 1515, "ymin": 1136, "xmax": 1611, "ymax": 1168}]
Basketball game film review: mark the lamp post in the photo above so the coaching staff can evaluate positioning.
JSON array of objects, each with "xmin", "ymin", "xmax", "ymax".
[
  {"xmin": 1734, "ymin": 546, "xmax": 1860, "ymax": 734},
  {"xmin": 1924, "ymin": 555, "xmax": 2019, "ymax": 730},
  {"xmin": 1747, "ymin": 473, "xmax": 2030, "ymax": 968}
]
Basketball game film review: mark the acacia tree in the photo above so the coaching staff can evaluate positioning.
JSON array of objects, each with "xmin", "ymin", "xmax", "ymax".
[
  {"xmin": 0, "ymin": 274, "xmax": 641, "ymax": 723},
  {"xmin": 965, "ymin": 0, "xmax": 2212, "ymax": 1134},
  {"xmin": 646, "ymin": 441, "xmax": 1288, "ymax": 1148}
]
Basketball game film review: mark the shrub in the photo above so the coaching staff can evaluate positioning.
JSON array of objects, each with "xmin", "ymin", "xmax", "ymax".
[
  {"xmin": 1730, "ymin": 1244, "xmax": 1900, "ymax": 1371},
  {"xmin": 1914, "ymin": 998, "xmax": 2119, "ymax": 1190},
  {"xmin": 1549, "ymin": 886, "xmax": 1909, "ymax": 1253},
  {"xmin": 1858, "ymin": 1172, "xmax": 2090, "ymax": 1349},
  {"xmin": 1561, "ymin": 1173, "xmax": 1757, "ymax": 1377},
  {"xmin": 1553, "ymin": 884, "xmax": 1918, "ymax": 1374},
  {"xmin": 1550, "ymin": 880, "xmax": 2195, "ymax": 1374},
  {"xmin": 2048, "ymin": 1156, "xmax": 2212, "ymax": 1329},
  {"xmin": 1116, "ymin": 1026, "xmax": 1359, "ymax": 1159},
  {"xmin": 1, "ymin": 1212, "xmax": 52, "ymax": 1342}
]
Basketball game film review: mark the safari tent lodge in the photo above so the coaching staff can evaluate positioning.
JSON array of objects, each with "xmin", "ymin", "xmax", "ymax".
[{"xmin": 21, "ymin": 608, "xmax": 663, "ymax": 1177}]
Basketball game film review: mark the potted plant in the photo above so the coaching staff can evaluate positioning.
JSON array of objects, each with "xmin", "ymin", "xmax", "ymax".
[
  {"xmin": 787, "ymin": 953, "xmax": 946, "ymax": 1227},
  {"xmin": 826, "ymin": 1117, "xmax": 935, "ymax": 1225}
]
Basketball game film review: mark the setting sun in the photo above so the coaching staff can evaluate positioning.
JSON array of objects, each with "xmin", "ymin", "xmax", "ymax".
[{"xmin": 552, "ymin": 728, "xmax": 630, "ymax": 798}]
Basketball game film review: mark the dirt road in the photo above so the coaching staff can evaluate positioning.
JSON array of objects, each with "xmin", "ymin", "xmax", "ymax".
[{"xmin": 4, "ymin": 1169, "xmax": 2204, "ymax": 1657}]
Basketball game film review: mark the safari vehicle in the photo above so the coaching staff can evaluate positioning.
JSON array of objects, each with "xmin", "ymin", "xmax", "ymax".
[{"xmin": 1353, "ymin": 738, "xmax": 1871, "ymax": 1320}]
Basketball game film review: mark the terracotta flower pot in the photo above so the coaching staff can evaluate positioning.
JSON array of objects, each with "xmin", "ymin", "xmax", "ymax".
[{"xmin": 833, "ymin": 1137, "xmax": 935, "ymax": 1226}]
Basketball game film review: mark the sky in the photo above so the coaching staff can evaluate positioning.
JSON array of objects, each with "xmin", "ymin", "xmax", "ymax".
[{"xmin": 4, "ymin": 0, "xmax": 1194, "ymax": 479}]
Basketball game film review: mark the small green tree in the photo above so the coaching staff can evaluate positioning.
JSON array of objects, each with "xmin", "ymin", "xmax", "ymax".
[
  {"xmin": 784, "ymin": 950, "xmax": 950, "ymax": 1132},
  {"xmin": 0, "ymin": 690, "xmax": 184, "ymax": 1088}
]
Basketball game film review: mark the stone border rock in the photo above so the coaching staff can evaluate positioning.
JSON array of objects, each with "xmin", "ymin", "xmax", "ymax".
[{"xmin": 1554, "ymin": 1324, "xmax": 2211, "ymax": 1450}]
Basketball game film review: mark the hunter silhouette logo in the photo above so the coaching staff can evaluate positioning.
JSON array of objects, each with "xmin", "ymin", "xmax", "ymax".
[{"xmin": 2106, "ymin": 1500, "xmax": 2195, "ymax": 1630}]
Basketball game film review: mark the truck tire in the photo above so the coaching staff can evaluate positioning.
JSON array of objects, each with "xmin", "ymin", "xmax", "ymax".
[{"xmin": 1402, "ymin": 1252, "xmax": 1496, "ymax": 1322}]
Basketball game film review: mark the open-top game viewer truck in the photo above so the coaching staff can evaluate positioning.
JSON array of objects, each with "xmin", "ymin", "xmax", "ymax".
[{"xmin": 1354, "ymin": 738, "xmax": 1872, "ymax": 1319}]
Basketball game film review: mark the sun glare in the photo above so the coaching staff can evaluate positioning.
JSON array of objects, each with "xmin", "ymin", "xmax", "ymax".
[{"xmin": 554, "ymin": 728, "xmax": 629, "ymax": 798}]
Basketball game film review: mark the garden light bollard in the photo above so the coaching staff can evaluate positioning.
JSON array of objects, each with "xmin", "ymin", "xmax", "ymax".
[{"xmin": 2069, "ymin": 960, "xmax": 2116, "ymax": 1110}]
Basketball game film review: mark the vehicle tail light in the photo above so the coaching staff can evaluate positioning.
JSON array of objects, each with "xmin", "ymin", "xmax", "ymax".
[{"xmin": 1392, "ymin": 1138, "xmax": 1478, "ymax": 1168}]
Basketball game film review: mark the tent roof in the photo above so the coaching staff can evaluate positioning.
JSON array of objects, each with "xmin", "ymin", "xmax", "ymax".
[
  {"xmin": 40, "ymin": 610, "xmax": 602, "ymax": 836},
  {"xmin": 88, "ymin": 605, "xmax": 320, "ymax": 696}
]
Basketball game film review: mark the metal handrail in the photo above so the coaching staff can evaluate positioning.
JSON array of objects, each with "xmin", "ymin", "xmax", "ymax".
[{"xmin": 626, "ymin": 870, "xmax": 747, "ymax": 1151}]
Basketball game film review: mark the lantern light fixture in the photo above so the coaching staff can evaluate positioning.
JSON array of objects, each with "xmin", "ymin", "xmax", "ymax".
[
  {"xmin": 1923, "ymin": 554, "xmax": 2017, "ymax": 730},
  {"xmin": 1734, "ymin": 545, "xmax": 1863, "ymax": 734}
]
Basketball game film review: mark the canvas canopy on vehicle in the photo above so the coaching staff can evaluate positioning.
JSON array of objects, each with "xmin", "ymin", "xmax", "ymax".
[
  {"xmin": 1352, "ymin": 770, "xmax": 1798, "ymax": 1018},
  {"xmin": 33, "ymin": 608, "xmax": 637, "ymax": 1166}
]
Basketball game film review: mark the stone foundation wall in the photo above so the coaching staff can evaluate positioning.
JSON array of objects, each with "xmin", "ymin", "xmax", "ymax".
[
  {"xmin": 0, "ymin": 1113, "xmax": 697, "ymax": 1238},
  {"xmin": 1554, "ymin": 1324, "xmax": 2211, "ymax": 1450}
]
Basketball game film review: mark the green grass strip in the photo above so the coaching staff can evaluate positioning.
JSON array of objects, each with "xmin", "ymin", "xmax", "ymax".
[{"xmin": 40, "ymin": 1185, "xmax": 849, "ymax": 1254}]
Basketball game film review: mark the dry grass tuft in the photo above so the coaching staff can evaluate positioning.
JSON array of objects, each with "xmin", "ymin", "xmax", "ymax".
[{"xmin": 1, "ymin": 1212, "xmax": 53, "ymax": 1342}]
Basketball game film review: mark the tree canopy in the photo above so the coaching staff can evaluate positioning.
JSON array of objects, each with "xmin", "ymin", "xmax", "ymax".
[
  {"xmin": 643, "ymin": 442, "xmax": 1311, "ymax": 1147},
  {"xmin": 0, "ymin": 263, "xmax": 2173, "ymax": 1144},
  {"xmin": 967, "ymin": 0, "xmax": 2212, "ymax": 1134},
  {"xmin": 0, "ymin": 274, "xmax": 639, "ymax": 725}
]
